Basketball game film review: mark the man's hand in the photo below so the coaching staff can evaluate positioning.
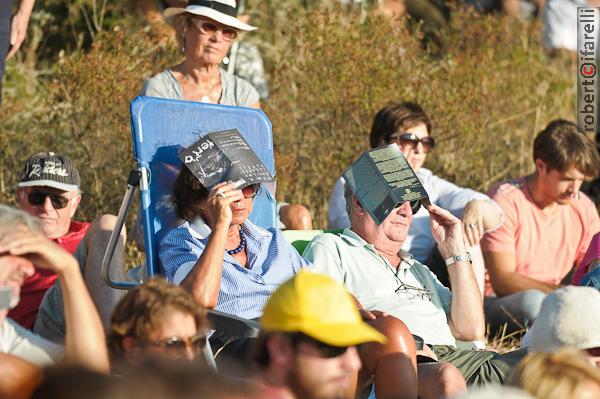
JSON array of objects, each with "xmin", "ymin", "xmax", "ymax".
[
  {"xmin": 427, "ymin": 204, "xmax": 467, "ymax": 259},
  {"xmin": 6, "ymin": 9, "xmax": 33, "ymax": 60},
  {"xmin": 0, "ymin": 228, "xmax": 77, "ymax": 274},
  {"xmin": 416, "ymin": 345, "xmax": 438, "ymax": 362},
  {"xmin": 359, "ymin": 309, "xmax": 388, "ymax": 321}
]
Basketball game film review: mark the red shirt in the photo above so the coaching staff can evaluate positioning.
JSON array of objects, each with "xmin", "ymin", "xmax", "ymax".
[{"xmin": 8, "ymin": 221, "xmax": 91, "ymax": 329}]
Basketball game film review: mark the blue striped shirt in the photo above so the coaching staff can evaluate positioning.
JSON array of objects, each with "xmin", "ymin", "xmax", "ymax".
[{"xmin": 159, "ymin": 218, "xmax": 311, "ymax": 320}]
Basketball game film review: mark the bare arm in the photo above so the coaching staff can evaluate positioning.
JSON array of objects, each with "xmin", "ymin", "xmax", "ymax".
[
  {"xmin": 6, "ymin": 0, "xmax": 36, "ymax": 59},
  {"xmin": 428, "ymin": 204, "xmax": 485, "ymax": 341},
  {"xmin": 461, "ymin": 199, "xmax": 503, "ymax": 247},
  {"xmin": 3, "ymin": 231, "xmax": 109, "ymax": 372},
  {"xmin": 483, "ymin": 250, "xmax": 560, "ymax": 296},
  {"xmin": 0, "ymin": 353, "xmax": 42, "ymax": 399},
  {"xmin": 180, "ymin": 182, "xmax": 244, "ymax": 308}
]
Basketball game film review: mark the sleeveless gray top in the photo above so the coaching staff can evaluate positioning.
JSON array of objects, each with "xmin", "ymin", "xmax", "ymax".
[{"xmin": 140, "ymin": 68, "xmax": 259, "ymax": 106}]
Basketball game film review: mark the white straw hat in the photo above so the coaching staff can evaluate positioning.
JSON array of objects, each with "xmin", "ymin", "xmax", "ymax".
[{"xmin": 164, "ymin": 0, "xmax": 257, "ymax": 31}]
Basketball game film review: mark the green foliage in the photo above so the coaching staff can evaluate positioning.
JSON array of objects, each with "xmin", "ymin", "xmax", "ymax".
[
  {"xmin": 1, "ymin": 7, "xmax": 574, "ymax": 232},
  {"xmin": 265, "ymin": 9, "xmax": 574, "ymax": 227},
  {"xmin": 0, "ymin": 24, "xmax": 180, "ymax": 222}
]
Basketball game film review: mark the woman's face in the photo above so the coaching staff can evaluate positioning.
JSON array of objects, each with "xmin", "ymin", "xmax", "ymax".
[
  {"xmin": 184, "ymin": 16, "xmax": 236, "ymax": 66},
  {"xmin": 394, "ymin": 123, "xmax": 430, "ymax": 171},
  {"xmin": 230, "ymin": 195, "xmax": 254, "ymax": 226},
  {"xmin": 145, "ymin": 310, "xmax": 201, "ymax": 361}
]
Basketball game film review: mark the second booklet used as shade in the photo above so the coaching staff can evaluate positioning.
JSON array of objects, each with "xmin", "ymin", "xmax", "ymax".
[
  {"xmin": 179, "ymin": 128, "xmax": 274, "ymax": 189},
  {"xmin": 343, "ymin": 144, "xmax": 429, "ymax": 224}
]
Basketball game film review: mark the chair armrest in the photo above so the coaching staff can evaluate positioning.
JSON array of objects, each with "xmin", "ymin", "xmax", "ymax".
[{"xmin": 207, "ymin": 309, "xmax": 261, "ymax": 338}]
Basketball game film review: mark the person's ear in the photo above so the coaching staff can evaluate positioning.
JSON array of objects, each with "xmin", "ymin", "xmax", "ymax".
[
  {"xmin": 16, "ymin": 188, "xmax": 26, "ymax": 205},
  {"xmin": 351, "ymin": 196, "xmax": 364, "ymax": 216},
  {"xmin": 69, "ymin": 193, "xmax": 81, "ymax": 217},
  {"xmin": 267, "ymin": 335, "xmax": 294, "ymax": 368},
  {"xmin": 122, "ymin": 336, "xmax": 141, "ymax": 363},
  {"xmin": 534, "ymin": 158, "xmax": 548, "ymax": 176}
]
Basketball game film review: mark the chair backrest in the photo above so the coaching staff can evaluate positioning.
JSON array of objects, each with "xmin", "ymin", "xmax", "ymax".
[{"xmin": 130, "ymin": 96, "xmax": 277, "ymax": 276}]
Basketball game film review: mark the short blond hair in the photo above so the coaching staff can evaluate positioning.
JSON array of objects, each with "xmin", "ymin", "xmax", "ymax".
[{"xmin": 507, "ymin": 348, "xmax": 600, "ymax": 399}]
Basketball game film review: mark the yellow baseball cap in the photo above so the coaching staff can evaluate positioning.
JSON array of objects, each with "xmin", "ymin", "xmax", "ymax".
[{"xmin": 261, "ymin": 270, "xmax": 387, "ymax": 346}]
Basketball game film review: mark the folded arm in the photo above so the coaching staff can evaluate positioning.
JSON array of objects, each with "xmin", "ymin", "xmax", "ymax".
[{"xmin": 483, "ymin": 250, "xmax": 560, "ymax": 296}]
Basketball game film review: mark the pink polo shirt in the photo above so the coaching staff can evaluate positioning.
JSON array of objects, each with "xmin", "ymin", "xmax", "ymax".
[{"xmin": 481, "ymin": 177, "xmax": 600, "ymax": 296}]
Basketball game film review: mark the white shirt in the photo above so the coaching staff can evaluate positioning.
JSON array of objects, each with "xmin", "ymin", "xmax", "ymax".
[
  {"xmin": 543, "ymin": 0, "xmax": 587, "ymax": 51},
  {"xmin": 304, "ymin": 229, "xmax": 456, "ymax": 346},
  {"xmin": 1, "ymin": 318, "xmax": 64, "ymax": 366}
]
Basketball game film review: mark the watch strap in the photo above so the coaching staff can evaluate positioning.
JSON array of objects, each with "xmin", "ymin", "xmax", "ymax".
[{"xmin": 444, "ymin": 252, "xmax": 472, "ymax": 267}]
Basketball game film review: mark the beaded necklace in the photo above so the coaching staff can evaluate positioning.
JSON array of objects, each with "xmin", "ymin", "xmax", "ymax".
[{"xmin": 227, "ymin": 229, "xmax": 246, "ymax": 255}]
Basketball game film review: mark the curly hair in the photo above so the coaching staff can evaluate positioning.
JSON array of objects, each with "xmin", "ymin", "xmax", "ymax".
[
  {"xmin": 172, "ymin": 166, "xmax": 209, "ymax": 221},
  {"xmin": 507, "ymin": 348, "xmax": 600, "ymax": 399},
  {"xmin": 107, "ymin": 278, "xmax": 207, "ymax": 361}
]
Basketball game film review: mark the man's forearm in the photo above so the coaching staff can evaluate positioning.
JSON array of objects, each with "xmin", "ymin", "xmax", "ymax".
[
  {"xmin": 492, "ymin": 272, "xmax": 559, "ymax": 297},
  {"xmin": 59, "ymin": 262, "xmax": 109, "ymax": 373},
  {"xmin": 447, "ymin": 261, "xmax": 485, "ymax": 341},
  {"xmin": 478, "ymin": 200, "xmax": 503, "ymax": 232}
]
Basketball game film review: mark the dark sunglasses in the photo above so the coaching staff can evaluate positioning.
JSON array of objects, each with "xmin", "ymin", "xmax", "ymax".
[
  {"xmin": 290, "ymin": 333, "xmax": 350, "ymax": 359},
  {"xmin": 586, "ymin": 347, "xmax": 600, "ymax": 357},
  {"xmin": 27, "ymin": 191, "xmax": 71, "ymax": 209},
  {"xmin": 388, "ymin": 133, "xmax": 435, "ymax": 152},
  {"xmin": 147, "ymin": 333, "xmax": 206, "ymax": 355},
  {"xmin": 241, "ymin": 184, "xmax": 260, "ymax": 199},
  {"xmin": 191, "ymin": 18, "xmax": 238, "ymax": 41}
]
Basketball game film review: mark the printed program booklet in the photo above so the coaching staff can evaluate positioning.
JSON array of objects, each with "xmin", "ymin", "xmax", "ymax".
[
  {"xmin": 343, "ymin": 144, "xmax": 429, "ymax": 224},
  {"xmin": 179, "ymin": 129, "xmax": 274, "ymax": 189}
]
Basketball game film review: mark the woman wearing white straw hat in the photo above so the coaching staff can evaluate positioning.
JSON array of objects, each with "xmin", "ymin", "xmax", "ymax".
[{"xmin": 141, "ymin": 0, "xmax": 260, "ymax": 108}]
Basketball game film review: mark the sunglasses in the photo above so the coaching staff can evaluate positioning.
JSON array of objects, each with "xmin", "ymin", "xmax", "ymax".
[
  {"xmin": 388, "ymin": 133, "xmax": 435, "ymax": 152},
  {"xmin": 586, "ymin": 347, "xmax": 600, "ymax": 357},
  {"xmin": 290, "ymin": 333, "xmax": 350, "ymax": 359},
  {"xmin": 27, "ymin": 191, "xmax": 72, "ymax": 209},
  {"xmin": 191, "ymin": 18, "xmax": 238, "ymax": 41},
  {"xmin": 147, "ymin": 333, "xmax": 206, "ymax": 356},
  {"xmin": 241, "ymin": 184, "xmax": 259, "ymax": 199}
]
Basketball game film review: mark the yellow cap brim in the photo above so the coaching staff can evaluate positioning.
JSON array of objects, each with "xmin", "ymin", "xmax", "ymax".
[{"xmin": 301, "ymin": 322, "xmax": 387, "ymax": 347}]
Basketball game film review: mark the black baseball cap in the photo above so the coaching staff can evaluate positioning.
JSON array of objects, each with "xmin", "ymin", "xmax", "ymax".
[{"xmin": 18, "ymin": 152, "xmax": 80, "ymax": 192}]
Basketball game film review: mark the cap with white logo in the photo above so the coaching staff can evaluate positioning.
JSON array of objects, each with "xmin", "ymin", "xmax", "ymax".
[{"xmin": 18, "ymin": 152, "xmax": 80, "ymax": 192}]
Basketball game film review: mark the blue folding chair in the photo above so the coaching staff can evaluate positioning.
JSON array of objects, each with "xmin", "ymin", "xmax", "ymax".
[
  {"xmin": 100, "ymin": 96, "xmax": 275, "ymax": 357},
  {"xmin": 102, "ymin": 95, "xmax": 276, "ymax": 283}
]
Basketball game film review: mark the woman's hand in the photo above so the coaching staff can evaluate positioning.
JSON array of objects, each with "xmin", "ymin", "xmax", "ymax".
[
  {"xmin": 427, "ymin": 203, "xmax": 467, "ymax": 259},
  {"xmin": 461, "ymin": 200, "xmax": 486, "ymax": 247},
  {"xmin": 205, "ymin": 181, "xmax": 244, "ymax": 227}
]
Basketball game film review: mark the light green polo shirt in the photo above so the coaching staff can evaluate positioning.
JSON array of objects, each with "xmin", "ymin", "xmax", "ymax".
[{"xmin": 303, "ymin": 229, "xmax": 456, "ymax": 346}]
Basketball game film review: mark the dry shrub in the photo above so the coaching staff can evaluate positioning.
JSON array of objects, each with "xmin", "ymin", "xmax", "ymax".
[
  {"xmin": 0, "ymin": 24, "xmax": 180, "ymax": 222},
  {"xmin": 1, "ymin": 8, "xmax": 574, "ymax": 232},
  {"xmin": 266, "ymin": 9, "xmax": 574, "ymax": 227}
]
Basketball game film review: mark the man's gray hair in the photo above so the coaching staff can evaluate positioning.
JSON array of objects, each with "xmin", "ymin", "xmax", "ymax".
[
  {"xmin": 0, "ymin": 204, "xmax": 42, "ymax": 234},
  {"xmin": 344, "ymin": 182, "xmax": 354, "ymax": 220}
]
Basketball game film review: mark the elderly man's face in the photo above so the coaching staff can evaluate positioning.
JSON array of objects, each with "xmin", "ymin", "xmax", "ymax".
[
  {"xmin": 0, "ymin": 252, "xmax": 35, "ymax": 318},
  {"xmin": 17, "ymin": 186, "xmax": 80, "ymax": 239},
  {"xmin": 378, "ymin": 201, "xmax": 413, "ymax": 243},
  {"xmin": 353, "ymin": 198, "xmax": 413, "ymax": 246}
]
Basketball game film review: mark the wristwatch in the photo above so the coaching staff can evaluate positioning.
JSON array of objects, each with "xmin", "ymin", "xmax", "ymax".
[{"xmin": 444, "ymin": 252, "xmax": 472, "ymax": 267}]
